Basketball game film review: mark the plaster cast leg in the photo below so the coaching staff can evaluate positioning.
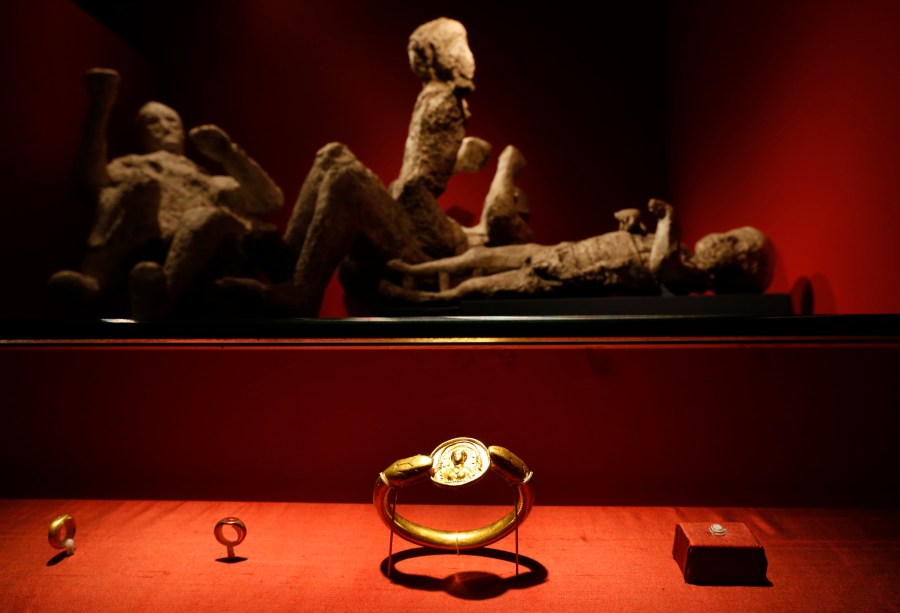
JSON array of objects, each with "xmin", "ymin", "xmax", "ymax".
[
  {"xmin": 291, "ymin": 160, "xmax": 423, "ymax": 316},
  {"xmin": 387, "ymin": 244, "xmax": 539, "ymax": 277},
  {"xmin": 165, "ymin": 208, "xmax": 245, "ymax": 301},
  {"xmin": 49, "ymin": 177, "xmax": 162, "ymax": 308},
  {"xmin": 283, "ymin": 143, "xmax": 355, "ymax": 257},
  {"xmin": 380, "ymin": 267, "xmax": 559, "ymax": 303},
  {"xmin": 129, "ymin": 207, "xmax": 244, "ymax": 319},
  {"xmin": 481, "ymin": 146, "xmax": 532, "ymax": 246}
]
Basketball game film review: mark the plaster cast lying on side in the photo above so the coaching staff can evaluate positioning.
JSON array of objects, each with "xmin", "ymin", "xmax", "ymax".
[
  {"xmin": 48, "ymin": 68, "xmax": 283, "ymax": 318},
  {"xmin": 378, "ymin": 199, "xmax": 775, "ymax": 303}
]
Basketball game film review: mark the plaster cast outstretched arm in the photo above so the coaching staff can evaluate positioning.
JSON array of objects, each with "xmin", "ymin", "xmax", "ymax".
[
  {"xmin": 75, "ymin": 68, "xmax": 119, "ymax": 192},
  {"xmin": 647, "ymin": 199, "xmax": 681, "ymax": 274},
  {"xmin": 190, "ymin": 124, "xmax": 284, "ymax": 215},
  {"xmin": 647, "ymin": 198, "xmax": 705, "ymax": 292}
]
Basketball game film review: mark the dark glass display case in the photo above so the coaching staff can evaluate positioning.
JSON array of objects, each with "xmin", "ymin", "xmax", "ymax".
[{"xmin": 3, "ymin": 315, "xmax": 899, "ymax": 609}]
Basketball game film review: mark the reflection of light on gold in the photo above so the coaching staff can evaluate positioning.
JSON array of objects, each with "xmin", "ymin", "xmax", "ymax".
[{"xmin": 375, "ymin": 440, "xmax": 533, "ymax": 551}]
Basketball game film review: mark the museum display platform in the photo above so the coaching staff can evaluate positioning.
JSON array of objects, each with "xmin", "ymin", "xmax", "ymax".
[
  {"xmin": 2, "ymin": 501, "xmax": 899, "ymax": 612},
  {"xmin": 2, "ymin": 314, "xmax": 898, "ymax": 610}
]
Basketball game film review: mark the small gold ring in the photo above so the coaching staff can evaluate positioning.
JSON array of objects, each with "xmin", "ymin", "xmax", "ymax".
[
  {"xmin": 214, "ymin": 517, "xmax": 247, "ymax": 547},
  {"xmin": 373, "ymin": 437, "xmax": 534, "ymax": 551},
  {"xmin": 48, "ymin": 514, "xmax": 76, "ymax": 550}
]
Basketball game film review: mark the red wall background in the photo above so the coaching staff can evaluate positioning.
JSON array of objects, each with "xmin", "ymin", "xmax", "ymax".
[
  {"xmin": 668, "ymin": 0, "xmax": 900, "ymax": 314},
  {"xmin": 4, "ymin": 342, "xmax": 898, "ymax": 506},
  {"xmin": 2, "ymin": 0, "xmax": 899, "ymax": 316}
]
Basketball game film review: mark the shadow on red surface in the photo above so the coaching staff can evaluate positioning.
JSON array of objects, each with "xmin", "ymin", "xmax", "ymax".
[{"xmin": 380, "ymin": 548, "xmax": 548, "ymax": 600}]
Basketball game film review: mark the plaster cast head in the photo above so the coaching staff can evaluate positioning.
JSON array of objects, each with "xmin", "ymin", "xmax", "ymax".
[
  {"xmin": 136, "ymin": 101, "xmax": 185, "ymax": 154},
  {"xmin": 694, "ymin": 226, "xmax": 775, "ymax": 293},
  {"xmin": 408, "ymin": 18, "xmax": 475, "ymax": 91}
]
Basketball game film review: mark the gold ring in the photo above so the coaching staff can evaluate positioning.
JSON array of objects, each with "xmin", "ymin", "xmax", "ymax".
[
  {"xmin": 48, "ymin": 514, "xmax": 76, "ymax": 552},
  {"xmin": 373, "ymin": 437, "xmax": 534, "ymax": 550},
  {"xmin": 214, "ymin": 517, "xmax": 247, "ymax": 548}
]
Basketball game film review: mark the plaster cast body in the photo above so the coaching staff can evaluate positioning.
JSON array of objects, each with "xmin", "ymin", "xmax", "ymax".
[
  {"xmin": 379, "ymin": 200, "xmax": 775, "ymax": 303},
  {"xmin": 48, "ymin": 68, "xmax": 283, "ymax": 318},
  {"xmin": 231, "ymin": 17, "xmax": 530, "ymax": 316}
]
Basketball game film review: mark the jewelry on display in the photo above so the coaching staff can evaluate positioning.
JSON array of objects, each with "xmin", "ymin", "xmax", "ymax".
[
  {"xmin": 373, "ymin": 437, "xmax": 534, "ymax": 555},
  {"xmin": 48, "ymin": 514, "xmax": 76, "ymax": 556},
  {"xmin": 214, "ymin": 517, "xmax": 247, "ymax": 558},
  {"xmin": 709, "ymin": 523, "xmax": 728, "ymax": 537}
]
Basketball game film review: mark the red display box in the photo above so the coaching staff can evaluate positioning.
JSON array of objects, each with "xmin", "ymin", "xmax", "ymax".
[{"xmin": 673, "ymin": 522, "xmax": 768, "ymax": 585}]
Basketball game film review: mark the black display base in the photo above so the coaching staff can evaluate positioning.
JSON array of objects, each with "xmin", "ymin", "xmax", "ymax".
[{"xmin": 3, "ymin": 313, "xmax": 898, "ymax": 344}]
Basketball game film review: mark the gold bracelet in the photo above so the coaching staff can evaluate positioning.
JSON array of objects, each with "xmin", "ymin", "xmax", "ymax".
[{"xmin": 373, "ymin": 437, "xmax": 534, "ymax": 550}]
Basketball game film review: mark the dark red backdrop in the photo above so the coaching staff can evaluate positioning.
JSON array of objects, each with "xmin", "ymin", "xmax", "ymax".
[
  {"xmin": 668, "ymin": 0, "xmax": 900, "ymax": 315},
  {"xmin": 3, "ymin": 0, "xmax": 899, "ymax": 317},
  {"xmin": 4, "ymin": 341, "xmax": 898, "ymax": 506}
]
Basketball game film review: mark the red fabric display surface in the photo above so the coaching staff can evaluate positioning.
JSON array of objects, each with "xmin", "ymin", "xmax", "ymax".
[
  {"xmin": 673, "ymin": 522, "xmax": 768, "ymax": 585},
  {"xmin": 1, "ymin": 500, "xmax": 899, "ymax": 612}
]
